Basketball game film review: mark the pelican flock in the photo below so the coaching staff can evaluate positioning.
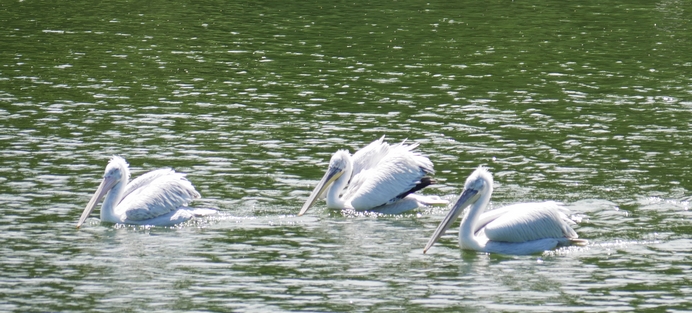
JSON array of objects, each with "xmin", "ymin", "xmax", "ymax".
[
  {"xmin": 77, "ymin": 156, "xmax": 215, "ymax": 227},
  {"xmin": 423, "ymin": 166, "xmax": 587, "ymax": 255},
  {"xmin": 299, "ymin": 136, "xmax": 447, "ymax": 215},
  {"xmin": 76, "ymin": 144, "xmax": 589, "ymax": 257}
]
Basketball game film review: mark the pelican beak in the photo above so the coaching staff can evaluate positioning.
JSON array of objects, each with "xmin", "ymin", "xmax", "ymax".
[
  {"xmin": 423, "ymin": 187, "xmax": 480, "ymax": 254},
  {"xmin": 76, "ymin": 175, "xmax": 118, "ymax": 228},
  {"xmin": 298, "ymin": 166, "xmax": 343, "ymax": 216}
]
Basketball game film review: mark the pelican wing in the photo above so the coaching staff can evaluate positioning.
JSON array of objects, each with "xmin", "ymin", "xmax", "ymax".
[
  {"xmin": 117, "ymin": 171, "xmax": 200, "ymax": 221},
  {"xmin": 370, "ymin": 196, "xmax": 419, "ymax": 214},
  {"xmin": 120, "ymin": 168, "xmax": 175, "ymax": 203},
  {"xmin": 351, "ymin": 136, "xmax": 390, "ymax": 178},
  {"xmin": 347, "ymin": 145, "xmax": 434, "ymax": 211},
  {"xmin": 482, "ymin": 202, "xmax": 578, "ymax": 243}
]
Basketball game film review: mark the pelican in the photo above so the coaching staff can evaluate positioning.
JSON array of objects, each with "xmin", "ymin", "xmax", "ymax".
[
  {"xmin": 76, "ymin": 156, "xmax": 215, "ymax": 228},
  {"xmin": 423, "ymin": 166, "xmax": 587, "ymax": 255},
  {"xmin": 299, "ymin": 136, "xmax": 447, "ymax": 216}
]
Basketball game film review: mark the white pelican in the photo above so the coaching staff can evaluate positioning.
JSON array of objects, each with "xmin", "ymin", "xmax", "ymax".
[
  {"xmin": 299, "ymin": 136, "xmax": 447, "ymax": 216},
  {"xmin": 423, "ymin": 166, "xmax": 587, "ymax": 255},
  {"xmin": 76, "ymin": 156, "xmax": 215, "ymax": 228}
]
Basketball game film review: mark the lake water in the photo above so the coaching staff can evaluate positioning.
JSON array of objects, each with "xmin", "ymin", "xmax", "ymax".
[{"xmin": 1, "ymin": 0, "xmax": 691, "ymax": 311}]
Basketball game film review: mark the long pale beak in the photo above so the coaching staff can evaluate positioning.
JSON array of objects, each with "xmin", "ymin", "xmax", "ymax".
[
  {"xmin": 298, "ymin": 167, "xmax": 343, "ymax": 216},
  {"xmin": 423, "ymin": 188, "xmax": 480, "ymax": 254},
  {"xmin": 76, "ymin": 176, "xmax": 118, "ymax": 228}
]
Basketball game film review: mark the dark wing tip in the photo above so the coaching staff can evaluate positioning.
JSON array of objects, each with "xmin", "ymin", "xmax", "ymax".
[{"xmin": 389, "ymin": 176, "xmax": 435, "ymax": 204}]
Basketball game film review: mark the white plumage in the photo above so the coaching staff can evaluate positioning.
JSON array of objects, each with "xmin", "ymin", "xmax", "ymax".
[
  {"xmin": 76, "ymin": 156, "xmax": 215, "ymax": 227},
  {"xmin": 423, "ymin": 166, "xmax": 586, "ymax": 255},
  {"xmin": 350, "ymin": 135, "xmax": 392, "ymax": 178},
  {"xmin": 299, "ymin": 136, "xmax": 447, "ymax": 216}
]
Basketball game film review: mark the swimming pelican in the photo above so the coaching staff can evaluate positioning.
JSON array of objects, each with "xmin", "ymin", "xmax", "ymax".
[
  {"xmin": 423, "ymin": 166, "xmax": 587, "ymax": 255},
  {"xmin": 299, "ymin": 136, "xmax": 447, "ymax": 216},
  {"xmin": 76, "ymin": 156, "xmax": 215, "ymax": 228}
]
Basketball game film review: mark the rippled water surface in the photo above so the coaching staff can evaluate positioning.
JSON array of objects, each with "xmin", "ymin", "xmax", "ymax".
[{"xmin": 2, "ymin": 0, "xmax": 692, "ymax": 311}]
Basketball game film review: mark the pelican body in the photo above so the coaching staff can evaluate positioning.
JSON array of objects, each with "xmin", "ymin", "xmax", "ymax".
[
  {"xmin": 299, "ymin": 136, "xmax": 447, "ymax": 216},
  {"xmin": 77, "ymin": 156, "xmax": 214, "ymax": 227},
  {"xmin": 423, "ymin": 166, "xmax": 586, "ymax": 255}
]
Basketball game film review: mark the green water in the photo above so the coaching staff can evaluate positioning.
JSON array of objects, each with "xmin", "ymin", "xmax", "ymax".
[{"xmin": 1, "ymin": 0, "xmax": 691, "ymax": 311}]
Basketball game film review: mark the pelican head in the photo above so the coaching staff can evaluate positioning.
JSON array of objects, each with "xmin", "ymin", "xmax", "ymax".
[
  {"xmin": 423, "ymin": 166, "xmax": 493, "ymax": 253},
  {"xmin": 76, "ymin": 156, "xmax": 130, "ymax": 228},
  {"xmin": 298, "ymin": 150, "xmax": 352, "ymax": 216}
]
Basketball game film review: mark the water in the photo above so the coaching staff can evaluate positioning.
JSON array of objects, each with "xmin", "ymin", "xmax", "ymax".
[{"xmin": 1, "ymin": 0, "xmax": 691, "ymax": 311}]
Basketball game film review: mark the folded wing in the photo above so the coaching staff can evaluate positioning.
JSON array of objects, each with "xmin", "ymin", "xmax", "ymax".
[
  {"xmin": 481, "ymin": 202, "xmax": 579, "ymax": 243},
  {"xmin": 346, "ymin": 144, "xmax": 434, "ymax": 211},
  {"xmin": 117, "ymin": 171, "xmax": 201, "ymax": 221}
]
